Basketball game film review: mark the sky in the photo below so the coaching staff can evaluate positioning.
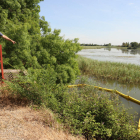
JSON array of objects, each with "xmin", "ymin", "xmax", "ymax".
[{"xmin": 39, "ymin": 0, "xmax": 140, "ymax": 45}]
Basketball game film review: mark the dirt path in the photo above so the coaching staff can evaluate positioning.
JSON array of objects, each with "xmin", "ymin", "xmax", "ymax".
[{"xmin": 0, "ymin": 95, "xmax": 84, "ymax": 140}]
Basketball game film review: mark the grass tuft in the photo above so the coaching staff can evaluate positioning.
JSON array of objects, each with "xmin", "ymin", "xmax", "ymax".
[{"xmin": 77, "ymin": 55, "xmax": 140, "ymax": 84}]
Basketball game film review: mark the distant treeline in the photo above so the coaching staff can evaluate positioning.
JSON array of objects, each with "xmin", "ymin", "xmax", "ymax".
[
  {"xmin": 81, "ymin": 42, "xmax": 140, "ymax": 49},
  {"xmin": 122, "ymin": 42, "xmax": 140, "ymax": 49},
  {"xmin": 80, "ymin": 43, "xmax": 111, "ymax": 46}
]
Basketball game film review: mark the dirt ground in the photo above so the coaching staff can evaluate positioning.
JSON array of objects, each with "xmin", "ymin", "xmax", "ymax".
[{"xmin": 0, "ymin": 85, "xmax": 84, "ymax": 140}]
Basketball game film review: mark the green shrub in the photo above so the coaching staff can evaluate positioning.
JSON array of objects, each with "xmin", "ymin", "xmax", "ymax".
[
  {"xmin": 5, "ymin": 67, "xmax": 57, "ymax": 105},
  {"xmin": 57, "ymin": 86, "xmax": 139, "ymax": 139},
  {"xmin": 0, "ymin": 0, "xmax": 82, "ymax": 84},
  {"xmin": 5, "ymin": 72, "xmax": 140, "ymax": 140}
]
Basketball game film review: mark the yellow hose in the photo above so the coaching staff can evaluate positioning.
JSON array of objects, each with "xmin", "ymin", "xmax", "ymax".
[
  {"xmin": 68, "ymin": 84, "xmax": 140, "ymax": 131},
  {"xmin": 68, "ymin": 84, "xmax": 140, "ymax": 105},
  {"xmin": 138, "ymin": 119, "xmax": 140, "ymax": 132}
]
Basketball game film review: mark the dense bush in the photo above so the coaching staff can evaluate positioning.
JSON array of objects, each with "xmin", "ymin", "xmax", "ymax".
[
  {"xmin": 0, "ymin": 0, "xmax": 81, "ymax": 84},
  {"xmin": 5, "ymin": 67, "xmax": 56, "ymax": 104},
  {"xmin": 57, "ymin": 86, "xmax": 139, "ymax": 140},
  {"xmin": 5, "ymin": 73, "xmax": 140, "ymax": 140}
]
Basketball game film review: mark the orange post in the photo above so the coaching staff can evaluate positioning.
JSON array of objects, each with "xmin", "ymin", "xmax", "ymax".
[{"xmin": 0, "ymin": 45, "xmax": 4, "ymax": 81}]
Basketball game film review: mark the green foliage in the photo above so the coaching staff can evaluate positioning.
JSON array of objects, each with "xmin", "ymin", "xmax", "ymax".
[
  {"xmin": 80, "ymin": 43, "xmax": 112, "ymax": 46},
  {"xmin": 122, "ymin": 42, "xmax": 140, "ymax": 49},
  {"xmin": 59, "ymin": 86, "xmax": 139, "ymax": 140},
  {"xmin": 130, "ymin": 42, "xmax": 140, "ymax": 49},
  {"xmin": 0, "ymin": 0, "xmax": 81, "ymax": 84},
  {"xmin": 6, "ymin": 67, "xmax": 57, "ymax": 104},
  {"xmin": 122, "ymin": 42, "xmax": 129, "ymax": 47},
  {"xmin": 5, "ymin": 74, "xmax": 140, "ymax": 139},
  {"xmin": 0, "ymin": 0, "xmax": 45, "ymax": 69},
  {"xmin": 104, "ymin": 43, "xmax": 111, "ymax": 46},
  {"xmin": 82, "ymin": 46, "xmax": 105, "ymax": 49},
  {"xmin": 77, "ymin": 55, "xmax": 140, "ymax": 84}
]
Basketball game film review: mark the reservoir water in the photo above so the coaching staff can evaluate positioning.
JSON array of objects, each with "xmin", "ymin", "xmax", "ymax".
[
  {"xmin": 77, "ymin": 48, "xmax": 140, "ymax": 65},
  {"xmin": 77, "ymin": 48, "xmax": 140, "ymax": 122}
]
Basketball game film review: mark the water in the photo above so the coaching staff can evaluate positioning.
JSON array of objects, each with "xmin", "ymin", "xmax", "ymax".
[
  {"xmin": 77, "ymin": 48, "xmax": 140, "ymax": 122},
  {"xmin": 94, "ymin": 77, "xmax": 140, "ymax": 122},
  {"xmin": 77, "ymin": 48, "xmax": 140, "ymax": 65}
]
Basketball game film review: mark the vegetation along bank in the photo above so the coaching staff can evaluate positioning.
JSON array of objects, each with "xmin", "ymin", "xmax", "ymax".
[
  {"xmin": 0, "ymin": 0, "xmax": 140, "ymax": 139},
  {"xmin": 77, "ymin": 55, "xmax": 140, "ymax": 84},
  {"xmin": 81, "ymin": 41, "xmax": 140, "ymax": 49},
  {"xmin": 4, "ymin": 73, "xmax": 140, "ymax": 140}
]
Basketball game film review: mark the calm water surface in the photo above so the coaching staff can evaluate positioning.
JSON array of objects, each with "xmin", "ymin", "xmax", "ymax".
[
  {"xmin": 78, "ymin": 48, "xmax": 140, "ymax": 122},
  {"xmin": 77, "ymin": 48, "xmax": 140, "ymax": 65},
  {"xmin": 94, "ymin": 77, "xmax": 140, "ymax": 122}
]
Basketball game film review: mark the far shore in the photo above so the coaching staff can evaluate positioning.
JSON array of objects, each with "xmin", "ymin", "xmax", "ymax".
[{"xmin": 81, "ymin": 45, "xmax": 133, "ymax": 50}]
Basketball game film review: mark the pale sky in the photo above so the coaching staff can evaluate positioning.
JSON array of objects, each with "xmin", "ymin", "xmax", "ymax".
[{"xmin": 39, "ymin": 0, "xmax": 140, "ymax": 45}]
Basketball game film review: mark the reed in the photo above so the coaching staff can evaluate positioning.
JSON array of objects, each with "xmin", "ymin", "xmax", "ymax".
[
  {"xmin": 77, "ymin": 55, "xmax": 140, "ymax": 84},
  {"xmin": 82, "ymin": 46, "xmax": 119, "ymax": 49},
  {"xmin": 82, "ymin": 46, "xmax": 105, "ymax": 49}
]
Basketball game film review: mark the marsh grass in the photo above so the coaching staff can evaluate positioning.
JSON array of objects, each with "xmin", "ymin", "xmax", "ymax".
[
  {"xmin": 116, "ymin": 46, "xmax": 128, "ymax": 50},
  {"xmin": 82, "ymin": 46, "xmax": 118, "ymax": 49},
  {"xmin": 77, "ymin": 55, "xmax": 140, "ymax": 84},
  {"xmin": 82, "ymin": 46, "xmax": 105, "ymax": 49}
]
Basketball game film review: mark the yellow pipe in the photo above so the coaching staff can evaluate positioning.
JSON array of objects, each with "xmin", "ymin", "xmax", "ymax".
[
  {"xmin": 67, "ymin": 84, "xmax": 140, "ymax": 131},
  {"xmin": 67, "ymin": 84, "xmax": 140, "ymax": 105},
  {"xmin": 68, "ymin": 85, "xmax": 140, "ymax": 104},
  {"xmin": 138, "ymin": 119, "xmax": 140, "ymax": 132},
  {"xmin": 68, "ymin": 84, "xmax": 86, "ymax": 88}
]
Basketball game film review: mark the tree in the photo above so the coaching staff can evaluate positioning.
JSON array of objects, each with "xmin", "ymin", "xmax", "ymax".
[
  {"xmin": 127, "ymin": 42, "xmax": 129, "ymax": 47},
  {"xmin": 130, "ymin": 42, "xmax": 139, "ymax": 49},
  {"xmin": 108, "ymin": 43, "xmax": 111, "ymax": 46},
  {"xmin": 0, "ymin": 0, "xmax": 81, "ymax": 84},
  {"xmin": 122, "ymin": 42, "xmax": 130, "ymax": 47}
]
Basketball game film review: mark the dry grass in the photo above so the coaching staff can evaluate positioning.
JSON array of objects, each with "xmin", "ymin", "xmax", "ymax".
[{"xmin": 0, "ymin": 84, "xmax": 84, "ymax": 140}]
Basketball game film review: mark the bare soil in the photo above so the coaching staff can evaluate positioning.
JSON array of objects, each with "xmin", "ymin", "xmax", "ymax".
[{"xmin": 0, "ymin": 84, "xmax": 84, "ymax": 140}]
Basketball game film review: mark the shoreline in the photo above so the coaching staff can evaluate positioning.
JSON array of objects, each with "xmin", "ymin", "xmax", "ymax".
[
  {"xmin": 81, "ymin": 45, "xmax": 140, "ymax": 50},
  {"xmin": 77, "ymin": 55, "xmax": 140, "ymax": 84}
]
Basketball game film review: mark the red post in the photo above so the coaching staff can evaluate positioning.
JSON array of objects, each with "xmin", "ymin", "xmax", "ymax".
[{"xmin": 0, "ymin": 45, "xmax": 4, "ymax": 81}]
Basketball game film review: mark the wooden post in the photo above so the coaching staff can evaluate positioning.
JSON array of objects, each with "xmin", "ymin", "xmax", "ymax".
[{"xmin": 0, "ymin": 45, "xmax": 4, "ymax": 81}]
